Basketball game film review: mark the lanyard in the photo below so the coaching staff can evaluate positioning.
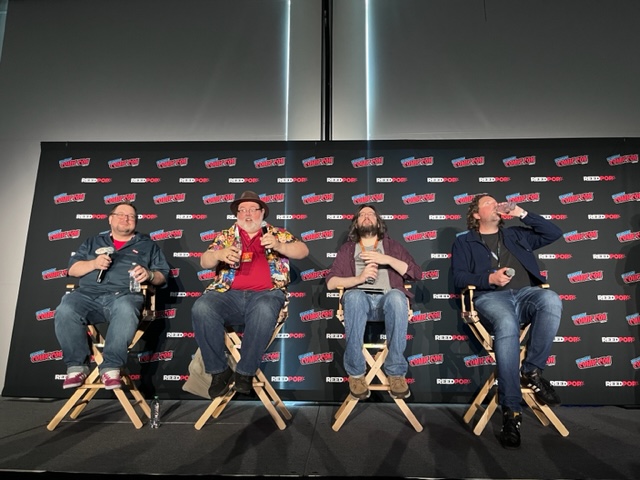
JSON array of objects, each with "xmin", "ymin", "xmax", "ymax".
[
  {"xmin": 480, "ymin": 232, "xmax": 501, "ymax": 268},
  {"xmin": 359, "ymin": 238, "xmax": 378, "ymax": 252}
]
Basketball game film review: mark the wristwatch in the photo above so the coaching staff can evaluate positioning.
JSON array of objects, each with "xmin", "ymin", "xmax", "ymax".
[{"xmin": 519, "ymin": 210, "xmax": 528, "ymax": 219}]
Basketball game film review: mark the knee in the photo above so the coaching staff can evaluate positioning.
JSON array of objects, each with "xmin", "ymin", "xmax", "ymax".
[{"xmin": 344, "ymin": 289, "xmax": 367, "ymax": 308}]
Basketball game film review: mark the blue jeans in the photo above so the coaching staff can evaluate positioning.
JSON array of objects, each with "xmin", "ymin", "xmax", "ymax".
[
  {"xmin": 54, "ymin": 290, "xmax": 144, "ymax": 372},
  {"xmin": 191, "ymin": 289, "xmax": 286, "ymax": 377},
  {"xmin": 342, "ymin": 288, "xmax": 409, "ymax": 377},
  {"xmin": 474, "ymin": 286, "xmax": 562, "ymax": 412}
]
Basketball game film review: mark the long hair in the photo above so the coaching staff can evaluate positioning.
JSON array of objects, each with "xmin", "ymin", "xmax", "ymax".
[
  {"xmin": 466, "ymin": 193, "xmax": 504, "ymax": 231},
  {"xmin": 347, "ymin": 204, "xmax": 387, "ymax": 242}
]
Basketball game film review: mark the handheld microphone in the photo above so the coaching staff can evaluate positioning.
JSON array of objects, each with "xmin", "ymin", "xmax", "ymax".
[
  {"xmin": 95, "ymin": 246, "xmax": 115, "ymax": 283},
  {"xmin": 261, "ymin": 221, "xmax": 272, "ymax": 255},
  {"xmin": 505, "ymin": 267, "xmax": 515, "ymax": 278}
]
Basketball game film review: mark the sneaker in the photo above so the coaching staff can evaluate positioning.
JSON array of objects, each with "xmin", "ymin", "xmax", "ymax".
[
  {"xmin": 233, "ymin": 373, "xmax": 254, "ymax": 395},
  {"xmin": 389, "ymin": 375, "xmax": 411, "ymax": 399},
  {"xmin": 208, "ymin": 367, "xmax": 233, "ymax": 398},
  {"xmin": 63, "ymin": 371, "xmax": 87, "ymax": 389},
  {"xmin": 500, "ymin": 408, "xmax": 522, "ymax": 449},
  {"xmin": 101, "ymin": 370, "xmax": 122, "ymax": 390},
  {"xmin": 348, "ymin": 375, "xmax": 370, "ymax": 400},
  {"xmin": 521, "ymin": 368, "xmax": 561, "ymax": 406}
]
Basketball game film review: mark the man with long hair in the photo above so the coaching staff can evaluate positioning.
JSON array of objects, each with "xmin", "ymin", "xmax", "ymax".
[
  {"xmin": 326, "ymin": 204, "xmax": 421, "ymax": 400},
  {"xmin": 451, "ymin": 194, "xmax": 563, "ymax": 449}
]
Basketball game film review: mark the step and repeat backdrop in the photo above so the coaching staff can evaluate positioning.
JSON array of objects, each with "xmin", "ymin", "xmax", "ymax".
[{"xmin": 4, "ymin": 139, "xmax": 639, "ymax": 405}]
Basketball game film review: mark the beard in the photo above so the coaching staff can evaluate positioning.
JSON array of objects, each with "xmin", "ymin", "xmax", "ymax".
[{"xmin": 357, "ymin": 224, "xmax": 378, "ymax": 238}]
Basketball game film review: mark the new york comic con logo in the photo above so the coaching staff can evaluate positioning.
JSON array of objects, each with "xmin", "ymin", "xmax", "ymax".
[
  {"xmin": 254, "ymin": 156, "xmax": 285, "ymax": 168},
  {"xmin": 451, "ymin": 156, "xmax": 484, "ymax": 168},
  {"xmin": 576, "ymin": 355, "xmax": 612, "ymax": 369},
  {"xmin": 54, "ymin": 192, "xmax": 86, "ymax": 204},
  {"xmin": 153, "ymin": 192, "xmax": 186, "ymax": 205},
  {"xmin": 464, "ymin": 354, "xmax": 495, "ymax": 367},
  {"xmin": 302, "ymin": 192, "xmax": 334, "ymax": 204},
  {"xmin": 403, "ymin": 229, "xmax": 437, "ymax": 242},
  {"xmin": 612, "ymin": 191, "xmax": 640, "ymax": 204},
  {"xmin": 563, "ymin": 230, "xmax": 598, "ymax": 242},
  {"xmin": 502, "ymin": 155, "xmax": 536, "ymax": 167},
  {"xmin": 156, "ymin": 157, "xmax": 188, "ymax": 168},
  {"xmin": 30, "ymin": 349, "xmax": 63, "ymax": 363},
  {"xmin": 48, "ymin": 229, "xmax": 81, "ymax": 241},
  {"xmin": 59, "ymin": 157, "xmax": 90, "ymax": 168},
  {"xmin": 572, "ymin": 312, "xmax": 608, "ymax": 326},
  {"xmin": 402, "ymin": 193, "xmax": 436, "ymax": 205},
  {"xmin": 554, "ymin": 154, "xmax": 589, "ymax": 167},
  {"xmin": 616, "ymin": 229, "xmax": 640, "ymax": 242},
  {"xmin": 351, "ymin": 156, "xmax": 383, "ymax": 168},
  {"xmin": 567, "ymin": 270, "xmax": 603, "ymax": 283},
  {"xmin": 352, "ymin": 193, "xmax": 383, "ymax": 204},
  {"xmin": 150, "ymin": 229, "xmax": 184, "ymax": 241},
  {"xmin": 105, "ymin": 193, "xmax": 136, "ymax": 204},
  {"xmin": 299, "ymin": 308, "xmax": 333, "ymax": 322},
  {"xmin": 301, "ymin": 156, "xmax": 334, "ymax": 168},
  {"xmin": 299, "ymin": 351, "xmax": 334, "ymax": 365},
  {"xmin": 408, "ymin": 353, "xmax": 444, "ymax": 367},
  {"xmin": 606, "ymin": 153, "xmax": 638, "ymax": 166},
  {"xmin": 409, "ymin": 310, "xmax": 442, "ymax": 323},
  {"xmin": 622, "ymin": 271, "xmax": 640, "ymax": 284},
  {"xmin": 42, "ymin": 268, "xmax": 68, "ymax": 280},
  {"xmin": 627, "ymin": 313, "xmax": 640, "ymax": 326},
  {"xmin": 205, "ymin": 157, "xmax": 237, "ymax": 168},
  {"xmin": 138, "ymin": 350, "xmax": 174, "ymax": 363},
  {"xmin": 108, "ymin": 157, "xmax": 140, "ymax": 168},
  {"xmin": 202, "ymin": 193, "xmax": 234, "ymax": 205},
  {"xmin": 401, "ymin": 156, "xmax": 434, "ymax": 167},
  {"xmin": 35, "ymin": 308, "xmax": 55, "ymax": 321},
  {"xmin": 559, "ymin": 191, "xmax": 594, "ymax": 204},
  {"xmin": 301, "ymin": 229, "xmax": 334, "ymax": 241}
]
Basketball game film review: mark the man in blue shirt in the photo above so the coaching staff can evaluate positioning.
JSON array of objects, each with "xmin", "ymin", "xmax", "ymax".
[
  {"xmin": 451, "ymin": 194, "xmax": 563, "ymax": 449},
  {"xmin": 54, "ymin": 202, "xmax": 170, "ymax": 390}
]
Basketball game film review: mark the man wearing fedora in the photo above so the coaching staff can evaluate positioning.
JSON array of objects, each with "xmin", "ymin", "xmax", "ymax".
[{"xmin": 191, "ymin": 190, "xmax": 309, "ymax": 397}]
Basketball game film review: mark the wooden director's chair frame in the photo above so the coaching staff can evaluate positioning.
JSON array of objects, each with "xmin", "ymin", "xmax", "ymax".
[
  {"xmin": 460, "ymin": 284, "xmax": 569, "ymax": 437},
  {"xmin": 194, "ymin": 297, "xmax": 292, "ymax": 430},
  {"xmin": 47, "ymin": 284, "xmax": 156, "ymax": 431},
  {"xmin": 332, "ymin": 286, "xmax": 423, "ymax": 432}
]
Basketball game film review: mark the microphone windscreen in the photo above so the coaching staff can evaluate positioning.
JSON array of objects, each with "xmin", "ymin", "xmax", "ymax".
[{"xmin": 505, "ymin": 267, "xmax": 515, "ymax": 277}]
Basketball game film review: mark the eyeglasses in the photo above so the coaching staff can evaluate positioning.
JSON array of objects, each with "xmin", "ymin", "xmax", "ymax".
[
  {"xmin": 358, "ymin": 212, "xmax": 376, "ymax": 218},
  {"xmin": 237, "ymin": 207, "xmax": 262, "ymax": 215},
  {"xmin": 111, "ymin": 212, "xmax": 137, "ymax": 220}
]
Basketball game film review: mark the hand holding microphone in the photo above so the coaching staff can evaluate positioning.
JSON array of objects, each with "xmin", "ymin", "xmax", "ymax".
[
  {"xmin": 95, "ymin": 246, "xmax": 115, "ymax": 283},
  {"xmin": 261, "ymin": 221, "xmax": 273, "ymax": 255},
  {"xmin": 504, "ymin": 267, "xmax": 515, "ymax": 278}
]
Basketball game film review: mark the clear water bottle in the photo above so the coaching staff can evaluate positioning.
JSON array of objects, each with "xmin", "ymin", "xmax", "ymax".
[
  {"xmin": 129, "ymin": 262, "xmax": 141, "ymax": 292},
  {"xmin": 150, "ymin": 395, "xmax": 160, "ymax": 428}
]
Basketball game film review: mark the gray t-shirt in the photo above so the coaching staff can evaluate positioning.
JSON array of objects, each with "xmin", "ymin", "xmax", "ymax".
[{"xmin": 355, "ymin": 241, "xmax": 391, "ymax": 293}]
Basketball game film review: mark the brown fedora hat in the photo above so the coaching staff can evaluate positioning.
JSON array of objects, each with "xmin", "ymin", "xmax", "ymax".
[{"xmin": 230, "ymin": 190, "xmax": 269, "ymax": 219}]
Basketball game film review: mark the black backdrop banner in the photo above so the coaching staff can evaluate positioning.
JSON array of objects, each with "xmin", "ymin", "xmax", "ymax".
[{"xmin": 3, "ymin": 139, "xmax": 639, "ymax": 405}]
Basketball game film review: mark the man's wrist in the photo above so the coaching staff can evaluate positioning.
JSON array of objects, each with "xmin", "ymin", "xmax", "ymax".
[
  {"xmin": 519, "ymin": 210, "xmax": 528, "ymax": 219},
  {"xmin": 148, "ymin": 270, "xmax": 155, "ymax": 283}
]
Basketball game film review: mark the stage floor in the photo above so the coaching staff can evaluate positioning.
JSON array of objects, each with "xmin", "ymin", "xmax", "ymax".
[{"xmin": 0, "ymin": 396, "xmax": 638, "ymax": 479}]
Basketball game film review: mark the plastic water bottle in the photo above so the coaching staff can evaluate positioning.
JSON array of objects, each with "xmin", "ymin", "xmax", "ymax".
[
  {"xmin": 150, "ymin": 395, "xmax": 160, "ymax": 428},
  {"xmin": 129, "ymin": 263, "xmax": 141, "ymax": 292}
]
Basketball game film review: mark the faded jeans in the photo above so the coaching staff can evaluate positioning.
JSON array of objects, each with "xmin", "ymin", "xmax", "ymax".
[
  {"xmin": 342, "ymin": 288, "xmax": 409, "ymax": 377},
  {"xmin": 475, "ymin": 286, "xmax": 562, "ymax": 411},
  {"xmin": 54, "ymin": 290, "xmax": 144, "ymax": 373},
  {"xmin": 191, "ymin": 289, "xmax": 286, "ymax": 377}
]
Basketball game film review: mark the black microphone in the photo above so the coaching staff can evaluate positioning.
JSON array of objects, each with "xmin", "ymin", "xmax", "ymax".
[
  {"xmin": 261, "ymin": 221, "xmax": 272, "ymax": 255},
  {"xmin": 95, "ymin": 246, "xmax": 115, "ymax": 283},
  {"xmin": 505, "ymin": 267, "xmax": 515, "ymax": 278}
]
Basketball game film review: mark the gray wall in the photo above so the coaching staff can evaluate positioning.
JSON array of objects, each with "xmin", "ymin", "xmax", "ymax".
[{"xmin": 1, "ymin": 0, "xmax": 638, "ymax": 393}]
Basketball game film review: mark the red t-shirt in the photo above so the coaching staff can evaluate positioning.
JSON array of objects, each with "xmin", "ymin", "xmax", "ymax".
[{"xmin": 231, "ymin": 228, "xmax": 272, "ymax": 290}]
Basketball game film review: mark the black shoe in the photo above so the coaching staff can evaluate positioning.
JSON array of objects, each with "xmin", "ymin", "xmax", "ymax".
[
  {"xmin": 500, "ymin": 408, "xmax": 522, "ymax": 449},
  {"xmin": 208, "ymin": 367, "xmax": 233, "ymax": 398},
  {"xmin": 233, "ymin": 373, "xmax": 254, "ymax": 395},
  {"xmin": 521, "ymin": 368, "xmax": 561, "ymax": 406}
]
